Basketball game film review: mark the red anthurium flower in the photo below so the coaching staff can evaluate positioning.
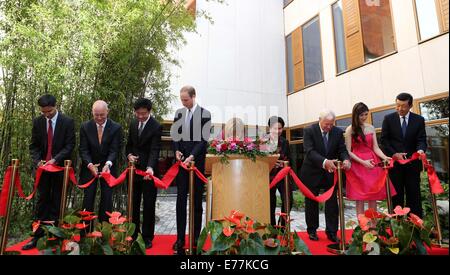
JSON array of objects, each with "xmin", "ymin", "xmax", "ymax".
[
  {"xmin": 225, "ymin": 216, "xmax": 241, "ymax": 227},
  {"xmin": 358, "ymin": 214, "xmax": 370, "ymax": 231},
  {"xmin": 72, "ymin": 234, "xmax": 80, "ymax": 242},
  {"xmin": 78, "ymin": 209, "xmax": 94, "ymax": 216},
  {"xmin": 61, "ymin": 223, "xmax": 73, "ymax": 230},
  {"xmin": 223, "ymin": 226, "xmax": 234, "ymax": 237},
  {"xmin": 125, "ymin": 236, "xmax": 133, "ymax": 242},
  {"xmin": 230, "ymin": 210, "xmax": 244, "ymax": 220},
  {"xmin": 109, "ymin": 216, "xmax": 127, "ymax": 225},
  {"xmin": 75, "ymin": 223, "xmax": 89, "ymax": 230},
  {"xmin": 245, "ymin": 225, "xmax": 256, "ymax": 234},
  {"xmin": 264, "ymin": 238, "xmax": 278, "ymax": 248},
  {"xmin": 114, "ymin": 227, "xmax": 127, "ymax": 233},
  {"xmin": 409, "ymin": 213, "xmax": 424, "ymax": 228},
  {"xmin": 82, "ymin": 215, "xmax": 98, "ymax": 221},
  {"xmin": 365, "ymin": 208, "xmax": 383, "ymax": 219},
  {"xmin": 87, "ymin": 231, "xmax": 102, "ymax": 238},
  {"xmin": 393, "ymin": 206, "xmax": 410, "ymax": 216},
  {"xmin": 106, "ymin": 211, "xmax": 122, "ymax": 218},
  {"xmin": 32, "ymin": 220, "xmax": 41, "ymax": 233}
]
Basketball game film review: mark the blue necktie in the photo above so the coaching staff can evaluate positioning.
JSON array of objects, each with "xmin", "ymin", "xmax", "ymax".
[
  {"xmin": 322, "ymin": 132, "xmax": 328, "ymax": 154},
  {"xmin": 401, "ymin": 116, "xmax": 407, "ymax": 138}
]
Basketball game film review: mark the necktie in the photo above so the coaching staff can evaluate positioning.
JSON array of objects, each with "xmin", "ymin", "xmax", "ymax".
[
  {"xmin": 98, "ymin": 124, "xmax": 103, "ymax": 144},
  {"xmin": 45, "ymin": 119, "xmax": 53, "ymax": 161},
  {"xmin": 186, "ymin": 109, "xmax": 193, "ymax": 125},
  {"xmin": 138, "ymin": 122, "xmax": 144, "ymax": 137},
  {"xmin": 401, "ymin": 116, "xmax": 407, "ymax": 138},
  {"xmin": 322, "ymin": 131, "xmax": 328, "ymax": 154}
]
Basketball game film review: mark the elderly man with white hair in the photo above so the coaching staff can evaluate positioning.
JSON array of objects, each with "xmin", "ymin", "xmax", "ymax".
[
  {"xmin": 299, "ymin": 109, "xmax": 350, "ymax": 243},
  {"xmin": 79, "ymin": 100, "xmax": 123, "ymax": 225}
]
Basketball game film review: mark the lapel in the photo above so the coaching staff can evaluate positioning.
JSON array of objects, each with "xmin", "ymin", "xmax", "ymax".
[
  {"xmin": 41, "ymin": 116, "xmax": 48, "ymax": 151},
  {"xmin": 101, "ymin": 119, "xmax": 112, "ymax": 146},
  {"xmin": 314, "ymin": 124, "xmax": 327, "ymax": 155},
  {"xmin": 52, "ymin": 114, "xmax": 63, "ymax": 148},
  {"xmin": 88, "ymin": 120, "xmax": 100, "ymax": 148},
  {"xmin": 405, "ymin": 113, "xmax": 414, "ymax": 139}
]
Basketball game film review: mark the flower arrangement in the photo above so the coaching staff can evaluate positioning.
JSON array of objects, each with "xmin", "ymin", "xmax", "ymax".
[
  {"xmin": 208, "ymin": 136, "xmax": 276, "ymax": 163},
  {"xmin": 346, "ymin": 206, "xmax": 432, "ymax": 255},
  {"xmin": 197, "ymin": 210, "xmax": 311, "ymax": 255},
  {"xmin": 35, "ymin": 210, "xmax": 146, "ymax": 255}
]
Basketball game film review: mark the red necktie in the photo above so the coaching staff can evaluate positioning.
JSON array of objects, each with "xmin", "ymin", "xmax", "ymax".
[{"xmin": 45, "ymin": 119, "xmax": 53, "ymax": 161}]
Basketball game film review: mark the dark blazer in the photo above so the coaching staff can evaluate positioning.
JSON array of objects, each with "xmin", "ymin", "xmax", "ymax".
[
  {"xmin": 270, "ymin": 136, "xmax": 291, "ymax": 178},
  {"xmin": 126, "ymin": 117, "xmax": 162, "ymax": 173},
  {"xmin": 29, "ymin": 112, "xmax": 76, "ymax": 167},
  {"xmin": 381, "ymin": 112, "xmax": 427, "ymax": 158},
  {"xmin": 171, "ymin": 106, "xmax": 211, "ymax": 169},
  {"xmin": 79, "ymin": 119, "xmax": 123, "ymax": 180},
  {"xmin": 299, "ymin": 124, "xmax": 349, "ymax": 187}
]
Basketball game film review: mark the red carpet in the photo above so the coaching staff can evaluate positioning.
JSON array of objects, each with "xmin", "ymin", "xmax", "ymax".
[{"xmin": 7, "ymin": 230, "xmax": 448, "ymax": 255}]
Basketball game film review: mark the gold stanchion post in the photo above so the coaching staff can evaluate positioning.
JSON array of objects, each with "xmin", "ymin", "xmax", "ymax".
[
  {"xmin": 187, "ymin": 161, "xmax": 196, "ymax": 255},
  {"xmin": 127, "ymin": 161, "xmax": 135, "ymax": 224},
  {"xmin": 0, "ymin": 159, "xmax": 20, "ymax": 255},
  {"xmin": 327, "ymin": 161, "xmax": 348, "ymax": 254},
  {"xmin": 59, "ymin": 160, "xmax": 72, "ymax": 226},
  {"xmin": 283, "ymin": 161, "xmax": 291, "ymax": 234},
  {"xmin": 383, "ymin": 160, "xmax": 393, "ymax": 214},
  {"xmin": 424, "ymin": 159, "xmax": 448, "ymax": 248}
]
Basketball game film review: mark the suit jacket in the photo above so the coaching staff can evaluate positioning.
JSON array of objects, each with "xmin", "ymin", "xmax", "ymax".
[
  {"xmin": 270, "ymin": 136, "xmax": 291, "ymax": 178},
  {"xmin": 299, "ymin": 124, "xmax": 349, "ymax": 188},
  {"xmin": 170, "ymin": 106, "xmax": 211, "ymax": 169},
  {"xmin": 381, "ymin": 112, "xmax": 427, "ymax": 158},
  {"xmin": 126, "ymin": 117, "xmax": 162, "ymax": 173},
  {"xmin": 79, "ymin": 119, "xmax": 123, "ymax": 181},
  {"xmin": 29, "ymin": 113, "xmax": 76, "ymax": 167}
]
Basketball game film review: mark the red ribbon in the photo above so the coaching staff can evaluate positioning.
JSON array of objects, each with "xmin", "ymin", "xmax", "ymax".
[
  {"xmin": 269, "ymin": 166, "xmax": 337, "ymax": 203},
  {"xmin": 160, "ymin": 161, "xmax": 209, "ymax": 187},
  {"xmin": 101, "ymin": 168, "xmax": 168, "ymax": 189},
  {"xmin": 0, "ymin": 167, "xmax": 14, "ymax": 217}
]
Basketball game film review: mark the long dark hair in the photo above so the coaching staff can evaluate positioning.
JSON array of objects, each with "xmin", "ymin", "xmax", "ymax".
[{"xmin": 351, "ymin": 102, "xmax": 369, "ymax": 143}]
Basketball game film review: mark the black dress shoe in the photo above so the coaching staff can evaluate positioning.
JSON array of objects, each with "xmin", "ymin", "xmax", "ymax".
[
  {"xmin": 22, "ymin": 238, "xmax": 38, "ymax": 250},
  {"xmin": 308, "ymin": 232, "xmax": 319, "ymax": 241},
  {"xmin": 172, "ymin": 240, "xmax": 185, "ymax": 251},
  {"xmin": 144, "ymin": 239, "xmax": 153, "ymax": 249},
  {"xmin": 327, "ymin": 233, "xmax": 339, "ymax": 243}
]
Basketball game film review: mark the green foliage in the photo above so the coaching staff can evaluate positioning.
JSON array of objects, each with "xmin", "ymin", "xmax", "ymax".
[{"xmin": 197, "ymin": 210, "xmax": 311, "ymax": 255}]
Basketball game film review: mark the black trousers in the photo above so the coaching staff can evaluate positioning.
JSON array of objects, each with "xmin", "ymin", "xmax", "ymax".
[
  {"xmin": 270, "ymin": 182, "xmax": 293, "ymax": 227},
  {"xmin": 131, "ymin": 175, "xmax": 157, "ymax": 241},
  {"xmin": 175, "ymin": 168, "xmax": 204, "ymax": 244},
  {"xmin": 82, "ymin": 178, "xmax": 112, "ymax": 223},
  {"xmin": 304, "ymin": 179, "xmax": 338, "ymax": 234},
  {"xmin": 389, "ymin": 160, "xmax": 423, "ymax": 217},
  {"xmin": 34, "ymin": 171, "xmax": 64, "ymax": 237}
]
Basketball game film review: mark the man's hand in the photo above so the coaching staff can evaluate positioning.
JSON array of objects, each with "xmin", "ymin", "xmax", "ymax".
[
  {"xmin": 128, "ymin": 154, "xmax": 139, "ymax": 163},
  {"xmin": 38, "ymin": 160, "xmax": 46, "ymax": 168},
  {"xmin": 44, "ymin": 159, "xmax": 56, "ymax": 166},
  {"xmin": 324, "ymin": 159, "xmax": 337, "ymax": 173},
  {"xmin": 144, "ymin": 167, "xmax": 154, "ymax": 181},
  {"xmin": 342, "ymin": 160, "xmax": 351, "ymax": 170},
  {"xmin": 88, "ymin": 163, "xmax": 99, "ymax": 176},
  {"xmin": 176, "ymin": 151, "xmax": 183, "ymax": 161},
  {"xmin": 183, "ymin": 155, "xmax": 194, "ymax": 166},
  {"xmin": 102, "ymin": 164, "xmax": 110, "ymax": 174},
  {"xmin": 392, "ymin": 153, "xmax": 407, "ymax": 160},
  {"xmin": 417, "ymin": 150, "xmax": 425, "ymax": 155}
]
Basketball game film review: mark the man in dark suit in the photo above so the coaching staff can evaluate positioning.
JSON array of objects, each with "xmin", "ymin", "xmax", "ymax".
[
  {"xmin": 170, "ymin": 85, "xmax": 211, "ymax": 252},
  {"xmin": 268, "ymin": 116, "xmax": 293, "ymax": 228},
  {"xmin": 381, "ymin": 93, "xmax": 427, "ymax": 217},
  {"xmin": 79, "ymin": 100, "xmax": 123, "ymax": 224},
  {"xmin": 126, "ymin": 98, "xmax": 162, "ymax": 249},
  {"xmin": 23, "ymin": 94, "xmax": 75, "ymax": 250},
  {"xmin": 299, "ymin": 109, "xmax": 350, "ymax": 243}
]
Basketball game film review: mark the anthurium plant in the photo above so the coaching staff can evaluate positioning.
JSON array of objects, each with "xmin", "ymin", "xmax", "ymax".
[
  {"xmin": 197, "ymin": 210, "xmax": 311, "ymax": 255},
  {"xmin": 346, "ymin": 206, "xmax": 432, "ymax": 255},
  {"xmin": 36, "ymin": 210, "xmax": 146, "ymax": 255}
]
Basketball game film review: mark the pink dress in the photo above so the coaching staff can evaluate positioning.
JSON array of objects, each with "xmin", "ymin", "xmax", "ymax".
[{"xmin": 345, "ymin": 133, "xmax": 397, "ymax": 200}]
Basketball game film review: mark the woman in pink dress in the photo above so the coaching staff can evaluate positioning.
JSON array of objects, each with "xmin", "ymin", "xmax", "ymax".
[{"xmin": 344, "ymin": 102, "xmax": 396, "ymax": 216}]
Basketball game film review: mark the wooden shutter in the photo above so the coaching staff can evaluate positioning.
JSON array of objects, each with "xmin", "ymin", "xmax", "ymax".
[
  {"xmin": 291, "ymin": 27, "xmax": 304, "ymax": 91},
  {"xmin": 436, "ymin": 0, "xmax": 449, "ymax": 33},
  {"xmin": 185, "ymin": 0, "xmax": 196, "ymax": 17},
  {"xmin": 342, "ymin": 0, "xmax": 364, "ymax": 70}
]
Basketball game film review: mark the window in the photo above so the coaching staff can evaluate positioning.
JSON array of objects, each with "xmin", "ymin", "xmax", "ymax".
[
  {"xmin": 425, "ymin": 124, "xmax": 449, "ymax": 183},
  {"xmin": 335, "ymin": 117, "xmax": 352, "ymax": 130},
  {"xmin": 333, "ymin": 1, "xmax": 348, "ymax": 73},
  {"xmin": 371, "ymin": 108, "xmax": 395, "ymax": 129},
  {"xmin": 302, "ymin": 16, "xmax": 323, "ymax": 86},
  {"xmin": 286, "ymin": 34, "xmax": 294, "ymax": 93},
  {"xmin": 333, "ymin": 0, "xmax": 396, "ymax": 72},
  {"xmin": 290, "ymin": 128, "xmax": 304, "ymax": 141},
  {"xmin": 419, "ymin": 97, "xmax": 449, "ymax": 121},
  {"xmin": 359, "ymin": 0, "xmax": 396, "ymax": 62},
  {"xmin": 414, "ymin": 0, "xmax": 449, "ymax": 41}
]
